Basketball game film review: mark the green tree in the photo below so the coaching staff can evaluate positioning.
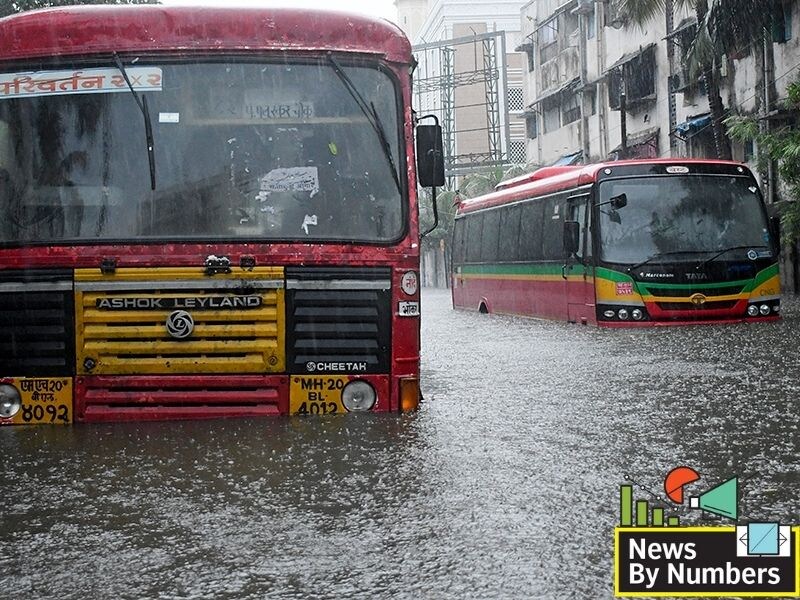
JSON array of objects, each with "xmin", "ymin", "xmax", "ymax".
[
  {"xmin": 726, "ymin": 77, "xmax": 800, "ymax": 242},
  {"xmin": 618, "ymin": 0, "xmax": 771, "ymax": 160},
  {"xmin": 0, "ymin": 0, "xmax": 157, "ymax": 18}
]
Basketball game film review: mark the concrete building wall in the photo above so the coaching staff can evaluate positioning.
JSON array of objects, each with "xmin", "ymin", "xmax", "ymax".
[{"xmin": 452, "ymin": 22, "xmax": 491, "ymax": 164}]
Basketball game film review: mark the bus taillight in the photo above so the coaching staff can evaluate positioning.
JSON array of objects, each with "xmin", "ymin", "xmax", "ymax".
[{"xmin": 400, "ymin": 377, "xmax": 420, "ymax": 412}]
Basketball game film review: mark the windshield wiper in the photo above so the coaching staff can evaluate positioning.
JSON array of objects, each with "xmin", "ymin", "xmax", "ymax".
[
  {"xmin": 327, "ymin": 54, "xmax": 402, "ymax": 196},
  {"xmin": 694, "ymin": 245, "xmax": 770, "ymax": 270},
  {"xmin": 113, "ymin": 53, "xmax": 156, "ymax": 190},
  {"xmin": 626, "ymin": 251, "xmax": 710, "ymax": 273}
]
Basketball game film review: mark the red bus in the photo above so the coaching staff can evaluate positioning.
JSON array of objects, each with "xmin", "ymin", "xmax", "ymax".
[
  {"xmin": 451, "ymin": 159, "xmax": 781, "ymax": 326},
  {"xmin": 0, "ymin": 6, "xmax": 443, "ymax": 424}
]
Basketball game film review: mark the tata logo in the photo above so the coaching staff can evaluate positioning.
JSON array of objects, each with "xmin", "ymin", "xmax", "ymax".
[
  {"xmin": 685, "ymin": 272, "xmax": 708, "ymax": 280},
  {"xmin": 166, "ymin": 310, "xmax": 194, "ymax": 339},
  {"xmin": 690, "ymin": 293, "xmax": 707, "ymax": 307}
]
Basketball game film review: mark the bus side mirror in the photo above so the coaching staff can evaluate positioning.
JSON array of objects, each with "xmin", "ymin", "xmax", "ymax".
[
  {"xmin": 610, "ymin": 193, "xmax": 627, "ymax": 209},
  {"xmin": 416, "ymin": 124, "xmax": 445, "ymax": 188},
  {"xmin": 564, "ymin": 220, "xmax": 580, "ymax": 256}
]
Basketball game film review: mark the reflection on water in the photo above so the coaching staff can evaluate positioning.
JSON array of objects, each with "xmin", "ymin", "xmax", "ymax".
[{"xmin": 1, "ymin": 289, "xmax": 798, "ymax": 599}]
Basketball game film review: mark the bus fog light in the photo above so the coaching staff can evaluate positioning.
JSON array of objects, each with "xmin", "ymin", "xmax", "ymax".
[
  {"xmin": 617, "ymin": 308, "xmax": 629, "ymax": 320},
  {"xmin": 760, "ymin": 304, "xmax": 770, "ymax": 316},
  {"xmin": 773, "ymin": 304, "xmax": 781, "ymax": 313},
  {"xmin": 401, "ymin": 271, "xmax": 418, "ymax": 295},
  {"xmin": 747, "ymin": 305, "xmax": 759, "ymax": 317},
  {"xmin": 342, "ymin": 380, "xmax": 376, "ymax": 412},
  {"xmin": 0, "ymin": 384, "xmax": 21, "ymax": 418},
  {"xmin": 603, "ymin": 310, "xmax": 615, "ymax": 319},
  {"xmin": 631, "ymin": 309, "xmax": 643, "ymax": 321}
]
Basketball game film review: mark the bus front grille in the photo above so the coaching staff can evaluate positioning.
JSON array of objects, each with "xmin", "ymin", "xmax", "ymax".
[
  {"xmin": 642, "ymin": 284, "xmax": 745, "ymax": 298},
  {"xmin": 75, "ymin": 375, "xmax": 286, "ymax": 422},
  {"xmin": 286, "ymin": 267, "xmax": 391, "ymax": 374},
  {"xmin": 0, "ymin": 270, "xmax": 74, "ymax": 376},
  {"xmin": 656, "ymin": 300, "xmax": 739, "ymax": 311},
  {"xmin": 75, "ymin": 268, "xmax": 285, "ymax": 375}
]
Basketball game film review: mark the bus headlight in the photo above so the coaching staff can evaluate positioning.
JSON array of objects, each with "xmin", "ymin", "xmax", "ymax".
[
  {"xmin": 631, "ymin": 309, "xmax": 644, "ymax": 321},
  {"xmin": 760, "ymin": 304, "xmax": 771, "ymax": 316},
  {"xmin": 747, "ymin": 305, "xmax": 759, "ymax": 317},
  {"xmin": 617, "ymin": 308, "xmax": 629, "ymax": 320},
  {"xmin": 342, "ymin": 380, "xmax": 376, "ymax": 412},
  {"xmin": 0, "ymin": 384, "xmax": 21, "ymax": 418}
]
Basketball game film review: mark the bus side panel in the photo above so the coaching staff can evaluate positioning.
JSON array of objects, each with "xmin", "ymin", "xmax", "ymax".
[{"xmin": 453, "ymin": 262, "xmax": 570, "ymax": 321}]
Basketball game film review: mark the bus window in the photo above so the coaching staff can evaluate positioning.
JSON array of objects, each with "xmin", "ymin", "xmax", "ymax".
[
  {"xmin": 542, "ymin": 194, "xmax": 567, "ymax": 260},
  {"xmin": 499, "ymin": 204, "xmax": 522, "ymax": 262},
  {"xmin": 0, "ymin": 61, "xmax": 404, "ymax": 244},
  {"xmin": 466, "ymin": 214, "xmax": 484, "ymax": 263},
  {"xmin": 452, "ymin": 218, "xmax": 466, "ymax": 265},
  {"xmin": 519, "ymin": 200, "xmax": 544, "ymax": 260},
  {"xmin": 481, "ymin": 209, "xmax": 501, "ymax": 262},
  {"xmin": 568, "ymin": 199, "xmax": 588, "ymax": 259}
]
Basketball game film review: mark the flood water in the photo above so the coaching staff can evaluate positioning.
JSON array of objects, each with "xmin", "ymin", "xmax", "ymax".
[{"xmin": 1, "ymin": 288, "xmax": 798, "ymax": 599}]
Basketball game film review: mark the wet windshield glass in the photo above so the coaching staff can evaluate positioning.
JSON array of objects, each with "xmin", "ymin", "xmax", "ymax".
[
  {"xmin": 598, "ymin": 175, "xmax": 771, "ymax": 264},
  {"xmin": 0, "ymin": 60, "xmax": 403, "ymax": 244}
]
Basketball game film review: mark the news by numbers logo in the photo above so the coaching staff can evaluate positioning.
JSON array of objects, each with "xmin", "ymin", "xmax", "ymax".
[{"xmin": 614, "ymin": 466, "xmax": 799, "ymax": 597}]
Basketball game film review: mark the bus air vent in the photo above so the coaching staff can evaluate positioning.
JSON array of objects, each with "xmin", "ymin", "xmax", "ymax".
[
  {"xmin": 286, "ymin": 267, "xmax": 392, "ymax": 374},
  {"xmin": 0, "ymin": 269, "xmax": 74, "ymax": 376}
]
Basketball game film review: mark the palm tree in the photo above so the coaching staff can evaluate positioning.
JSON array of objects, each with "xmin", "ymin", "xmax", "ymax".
[{"xmin": 617, "ymin": 0, "xmax": 772, "ymax": 160}]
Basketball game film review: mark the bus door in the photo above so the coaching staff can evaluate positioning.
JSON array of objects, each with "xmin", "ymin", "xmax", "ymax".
[{"xmin": 564, "ymin": 193, "xmax": 594, "ymax": 324}]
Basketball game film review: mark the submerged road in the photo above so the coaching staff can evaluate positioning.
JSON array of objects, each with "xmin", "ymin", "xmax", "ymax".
[{"xmin": 1, "ymin": 288, "xmax": 798, "ymax": 599}]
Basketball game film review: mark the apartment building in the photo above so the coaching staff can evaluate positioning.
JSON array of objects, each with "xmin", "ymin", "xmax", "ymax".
[{"xmin": 520, "ymin": 0, "xmax": 800, "ymax": 180}]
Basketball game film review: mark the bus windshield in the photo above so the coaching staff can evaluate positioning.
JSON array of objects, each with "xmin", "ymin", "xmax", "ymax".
[
  {"xmin": 0, "ymin": 59, "xmax": 403, "ymax": 245},
  {"xmin": 598, "ymin": 175, "xmax": 772, "ymax": 265}
]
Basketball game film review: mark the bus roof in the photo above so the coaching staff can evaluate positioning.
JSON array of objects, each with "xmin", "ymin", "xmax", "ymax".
[
  {"xmin": 0, "ymin": 5, "xmax": 412, "ymax": 64},
  {"xmin": 457, "ymin": 158, "xmax": 750, "ymax": 214}
]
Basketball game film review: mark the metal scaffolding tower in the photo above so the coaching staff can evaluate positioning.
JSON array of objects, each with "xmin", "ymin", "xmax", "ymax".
[{"xmin": 413, "ymin": 31, "xmax": 510, "ymax": 179}]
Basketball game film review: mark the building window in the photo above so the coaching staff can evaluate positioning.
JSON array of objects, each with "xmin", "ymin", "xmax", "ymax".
[
  {"xmin": 586, "ymin": 9, "xmax": 596, "ymax": 40},
  {"xmin": 672, "ymin": 23, "xmax": 701, "ymax": 90},
  {"xmin": 773, "ymin": 0, "xmax": 792, "ymax": 42},
  {"xmin": 562, "ymin": 93, "xmax": 581, "ymax": 125},
  {"xmin": 508, "ymin": 140, "xmax": 527, "ymax": 164},
  {"xmin": 542, "ymin": 101, "xmax": 560, "ymax": 133},
  {"xmin": 526, "ymin": 114, "xmax": 538, "ymax": 139},
  {"xmin": 508, "ymin": 87, "xmax": 524, "ymax": 112},
  {"xmin": 609, "ymin": 45, "xmax": 656, "ymax": 109},
  {"xmin": 585, "ymin": 88, "xmax": 597, "ymax": 116},
  {"xmin": 539, "ymin": 18, "xmax": 558, "ymax": 63}
]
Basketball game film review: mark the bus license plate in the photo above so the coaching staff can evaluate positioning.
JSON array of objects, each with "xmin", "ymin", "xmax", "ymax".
[
  {"xmin": 2, "ymin": 378, "xmax": 72, "ymax": 425},
  {"xmin": 289, "ymin": 376, "xmax": 348, "ymax": 415}
]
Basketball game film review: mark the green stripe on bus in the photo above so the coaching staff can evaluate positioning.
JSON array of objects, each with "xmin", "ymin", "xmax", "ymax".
[
  {"xmin": 460, "ymin": 263, "xmax": 583, "ymax": 277},
  {"xmin": 744, "ymin": 263, "xmax": 780, "ymax": 292}
]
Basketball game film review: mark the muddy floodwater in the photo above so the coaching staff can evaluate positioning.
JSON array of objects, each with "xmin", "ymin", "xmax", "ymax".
[{"xmin": 1, "ymin": 288, "xmax": 798, "ymax": 599}]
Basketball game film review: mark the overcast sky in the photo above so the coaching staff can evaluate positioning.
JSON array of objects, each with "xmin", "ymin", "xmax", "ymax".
[{"xmin": 161, "ymin": 0, "xmax": 399, "ymax": 23}]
